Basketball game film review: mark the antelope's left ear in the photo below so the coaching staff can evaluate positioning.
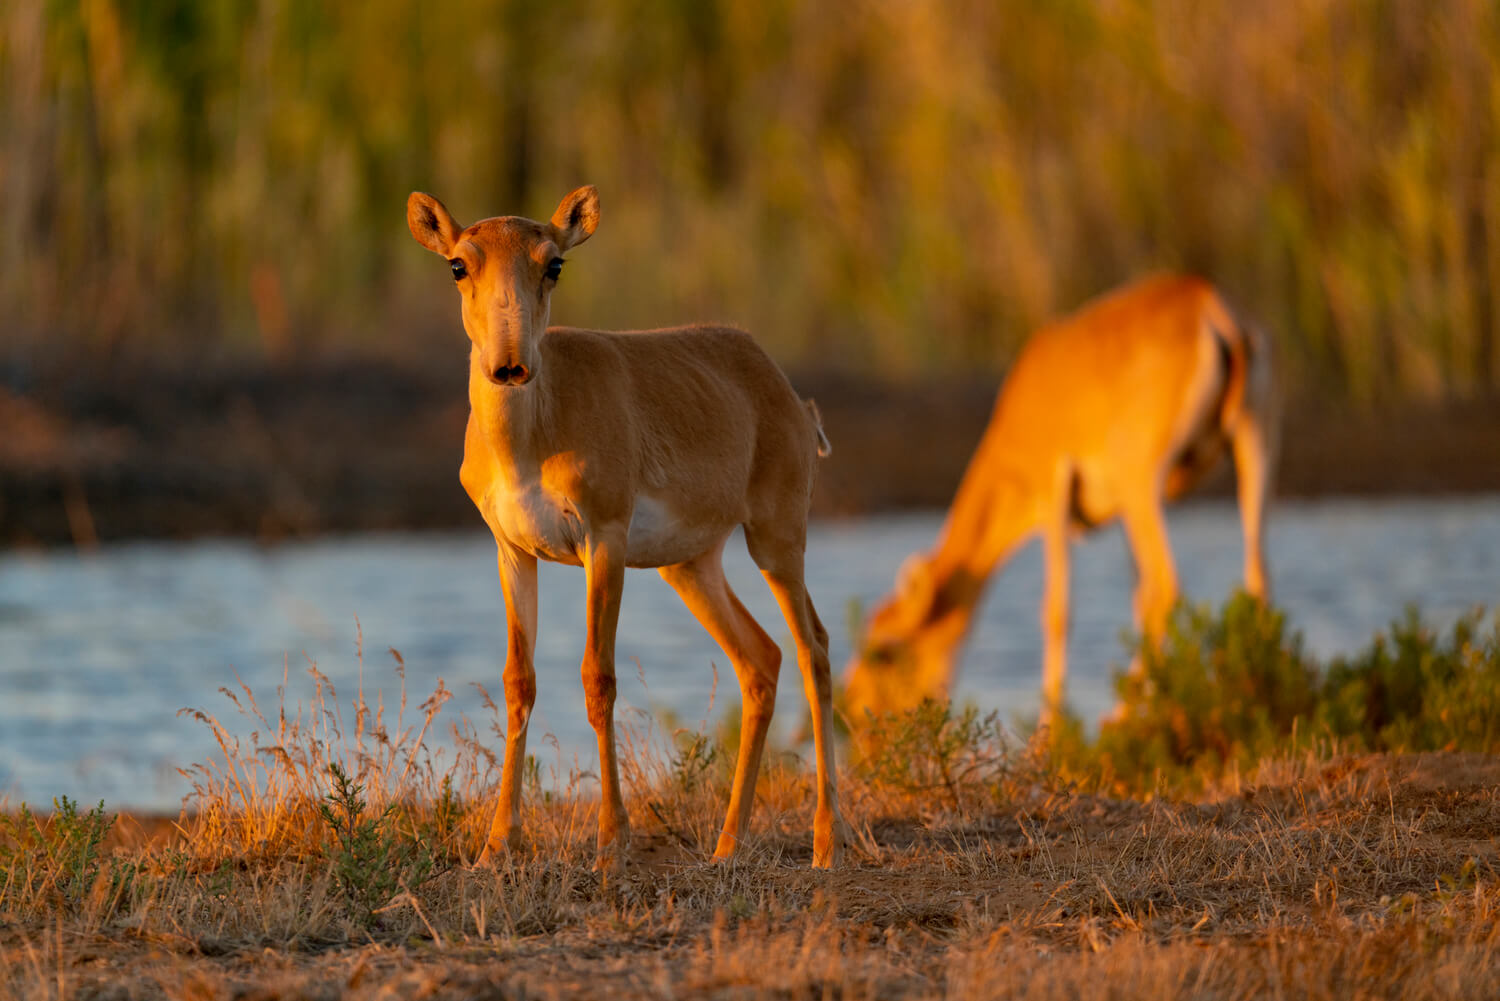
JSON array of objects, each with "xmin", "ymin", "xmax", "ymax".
[{"xmin": 550, "ymin": 186, "xmax": 600, "ymax": 251}]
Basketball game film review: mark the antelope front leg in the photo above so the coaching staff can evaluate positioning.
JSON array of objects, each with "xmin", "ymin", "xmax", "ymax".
[
  {"xmin": 582, "ymin": 529, "xmax": 631, "ymax": 870},
  {"xmin": 480, "ymin": 543, "xmax": 539, "ymax": 864}
]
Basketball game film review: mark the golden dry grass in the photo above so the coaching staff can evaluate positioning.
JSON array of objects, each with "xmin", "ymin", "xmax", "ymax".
[{"xmin": 3, "ymin": 665, "xmax": 1498, "ymax": 1000}]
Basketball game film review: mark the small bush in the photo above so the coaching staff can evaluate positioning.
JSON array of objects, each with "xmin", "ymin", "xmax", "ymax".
[
  {"xmin": 1058, "ymin": 596, "xmax": 1500, "ymax": 795},
  {"xmin": 317, "ymin": 763, "xmax": 435, "ymax": 926},
  {"xmin": 857, "ymin": 700, "xmax": 1016, "ymax": 813},
  {"xmin": 0, "ymin": 796, "xmax": 127, "ymax": 917},
  {"xmin": 1083, "ymin": 594, "xmax": 1319, "ymax": 792},
  {"xmin": 1321, "ymin": 607, "xmax": 1500, "ymax": 752}
]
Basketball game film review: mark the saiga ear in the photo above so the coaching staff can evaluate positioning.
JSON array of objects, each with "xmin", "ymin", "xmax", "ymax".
[
  {"xmin": 407, "ymin": 192, "xmax": 462, "ymax": 256},
  {"xmin": 896, "ymin": 555, "xmax": 937, "ymax": 616},
  {"xmin": 550, "ymin": 186, "xmax": 600, "ymax": 251}
]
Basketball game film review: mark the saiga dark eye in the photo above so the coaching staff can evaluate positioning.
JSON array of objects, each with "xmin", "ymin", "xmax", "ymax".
[
  {"xmin": 544, "ymin": 257, "xmax": 564, "ymax": 281},
  {"xmin": 449, "ymin": 259, "xmax": 467, "ymax": 281}
]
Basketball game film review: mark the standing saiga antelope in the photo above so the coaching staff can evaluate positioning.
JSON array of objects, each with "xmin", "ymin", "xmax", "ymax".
[
  {"xmin": 841, "ymin": 274, "xmax": 1279, "ymax": 731},
  {"xmin": 407, "ymin": 186, "xmax": 843, "ymax": 869}
]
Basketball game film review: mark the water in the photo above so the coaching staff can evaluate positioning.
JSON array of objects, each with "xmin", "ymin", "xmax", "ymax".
[{"xmin": 1, "ymin": 497, "xmax": 1497, "ymax": 811}]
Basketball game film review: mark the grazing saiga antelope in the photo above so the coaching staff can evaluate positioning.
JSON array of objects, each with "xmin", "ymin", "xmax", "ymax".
[
  {"xmin": 406, "ymin": 186, "xmax": 842, "ymax": 869},
  {"xmin": 841, "ymin": 274, "xmax": 1279, "ymax": 731}
]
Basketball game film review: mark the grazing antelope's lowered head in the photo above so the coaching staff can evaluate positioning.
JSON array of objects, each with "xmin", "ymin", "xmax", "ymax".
[
  {"xmin": 406, "ymin": 186, "xmax": 600, "ymax": 387},
  {"xmin": 840, "ymin": 553, "xmax": 970, "ymax": 735}
]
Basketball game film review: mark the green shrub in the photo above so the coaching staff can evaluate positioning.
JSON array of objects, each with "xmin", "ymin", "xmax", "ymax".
[
  {"xmin": 1081, "ymin": 593, "xmax": 1318, "ymax": 793},
  {"xmin": 0, "ymin": 797, "xmax": 127, "ymax": 916},
  {"xmin": 317, "ymin": 763, "xmax": 435, "ymax": 926},
  {"xmin": 1320, "ymin": 607, "xmax": 1500, "ymax": 752},
  {"xmin": 858, "ymin": 700, "xmax": 1015, "ymax": 812},
  {"xmin": 1058, "ymin": 597, "xmax": 1500, "ymax": 795}
]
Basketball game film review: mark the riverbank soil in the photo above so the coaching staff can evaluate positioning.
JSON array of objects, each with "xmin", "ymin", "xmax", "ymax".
[
  {"xmin": 0, "ymin": 751, "xmax": 1496, "ymax": 999},
  {"xmin": 2, "ymin": 361, "xmax": 1499, "ymax": 546}
]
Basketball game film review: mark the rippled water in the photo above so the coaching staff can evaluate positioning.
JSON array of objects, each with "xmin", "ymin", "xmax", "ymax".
[{"xmin": 1, "ymin": 497, "xmax": 1497, "ymax": 811}]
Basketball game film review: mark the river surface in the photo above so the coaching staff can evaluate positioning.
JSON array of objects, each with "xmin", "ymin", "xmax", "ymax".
[{"xmin": 1, "ymin": 498, "xmax": 1497, "ymax": 811}]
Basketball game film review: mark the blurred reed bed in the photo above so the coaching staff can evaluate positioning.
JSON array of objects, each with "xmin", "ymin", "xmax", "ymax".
[{"xmin": 4, "ymin": 0, "xmax": 1498, "ymax": 405}]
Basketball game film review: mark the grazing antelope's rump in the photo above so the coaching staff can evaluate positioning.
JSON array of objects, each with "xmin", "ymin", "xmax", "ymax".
[
  {"xmin": 841, "ymin": 274, "xmax": 1280, "ymax": 734},
  {"xmin": 406, "ymin": 186, "xmax": 842, "ymax": 869}
]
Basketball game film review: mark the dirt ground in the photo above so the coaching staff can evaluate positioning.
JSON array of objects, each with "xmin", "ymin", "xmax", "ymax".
[
  {"xmin": 2, "ymin": 360, "xmax": 1498, "ymax": 547},
  {"xmin": 2, "ymin": 751, "xmax": 1497, "ymax": 1000}
]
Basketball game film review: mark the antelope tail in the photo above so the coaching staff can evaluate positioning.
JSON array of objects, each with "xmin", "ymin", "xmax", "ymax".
[
  {"xmin": 1203, "ymin": 293, "xmax": 1251, "ymax": 431},
  {"xmin": 805, "ymin": 399, "xmax": 832, "ymax": 458}
]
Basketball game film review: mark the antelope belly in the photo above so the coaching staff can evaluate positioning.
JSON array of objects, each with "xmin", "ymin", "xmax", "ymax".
[{"xmin": 626, "ymin": 495, "xmax": 729, "ymax": 568}]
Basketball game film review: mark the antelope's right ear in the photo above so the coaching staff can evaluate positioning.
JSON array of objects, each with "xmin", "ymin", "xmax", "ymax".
[{"xmin": 407, "ymin": 192, "xmax": 462, "ymax": 256}]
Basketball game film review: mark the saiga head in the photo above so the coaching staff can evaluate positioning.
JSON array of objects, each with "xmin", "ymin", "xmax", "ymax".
[
  {"xmin": 407, "ymin": 187, "xmax": 600, "ymax": 387},
  {"xmin": 839, "ymin": 555, "xmax": 963, "ymax": 741}
]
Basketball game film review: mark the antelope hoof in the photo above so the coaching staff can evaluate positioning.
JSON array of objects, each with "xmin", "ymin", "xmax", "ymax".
[
  {"xmin": 593, "ymin": 848, "xmax": 626, "ymax": 876},
  {"xmin": 475, "ymin": 842, "xmax": 508, "ymax": 870},
  {"xmin": 812, "ymin": 813, "xmax": 843, "ymax": 869},
  {"xmin": 593, "ymin": 830, "xmax": 631, "ymax": 874},
  {"xmin": 475, "ymin": 827, "xmax": 524, "ymax": 869},
  {"xmin": 712, "ymin": 830, "xmax": 741, "ymax": 861}
]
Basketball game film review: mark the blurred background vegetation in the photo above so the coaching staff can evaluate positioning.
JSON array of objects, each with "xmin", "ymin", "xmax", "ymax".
[{"xmin": 5, "ymin": 0, "xmax": 1499, "ymax": 405}]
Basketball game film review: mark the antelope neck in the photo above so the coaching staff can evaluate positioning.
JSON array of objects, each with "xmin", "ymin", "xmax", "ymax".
[{"xmin": 469, "ymin": 356, "xmax": 548, "ymax": 465}]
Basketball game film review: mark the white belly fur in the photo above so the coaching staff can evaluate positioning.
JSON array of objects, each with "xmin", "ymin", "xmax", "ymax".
[
  {"xmin": 625, "ymin": 494, "xmax": 731, "ymax": 568},
  {"xmin": 486, "ymin": 485, "xmax": 730, "ymax": 569}
]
